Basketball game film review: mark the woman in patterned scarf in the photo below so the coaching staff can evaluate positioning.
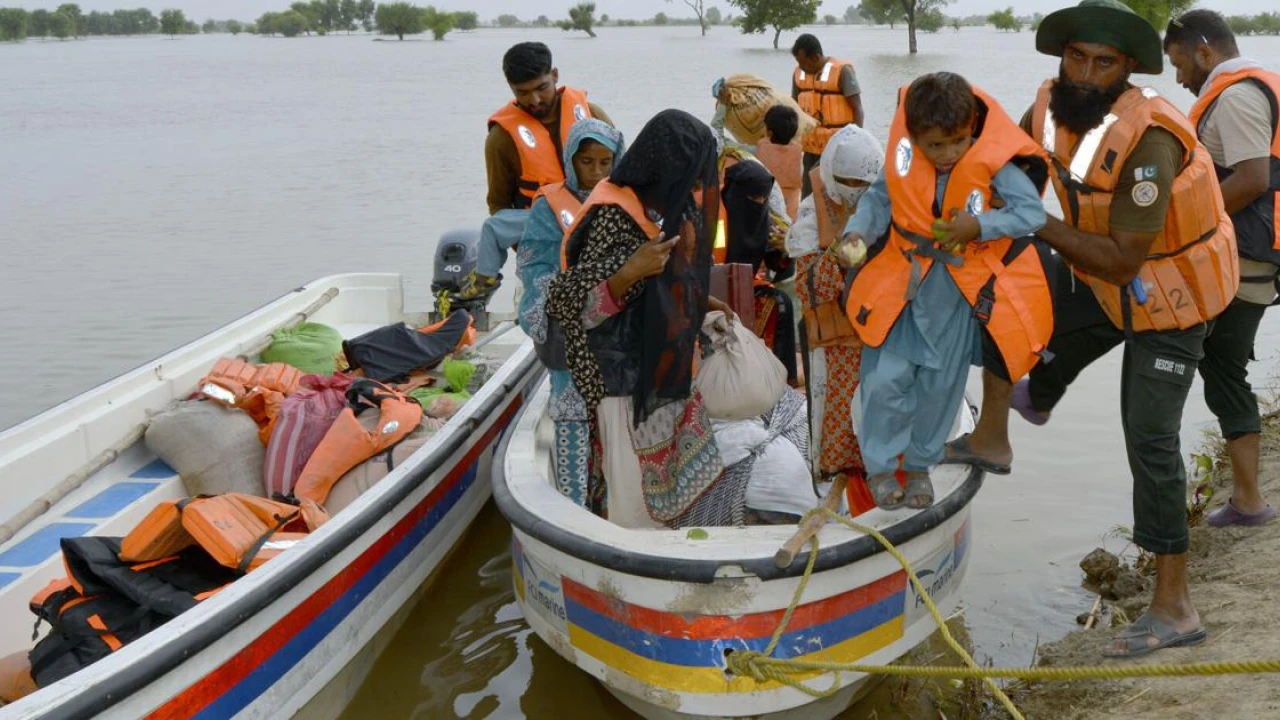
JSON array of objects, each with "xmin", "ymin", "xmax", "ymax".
[
  {"xmin": 546, "ymin": 109, "xmax": 737, "ymax": 529},
  {"xmin": 785, "ymin": 125, "xmax": 884, "ymax": 515},
  {"xmin": 516, "ymin": 118, "xmax": 625, "ymax": 510}
]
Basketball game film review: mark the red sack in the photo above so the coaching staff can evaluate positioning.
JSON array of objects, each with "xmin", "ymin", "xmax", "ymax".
[{"xmin": 263, "ymin": 374, "xmax": 354, "ymax": 499}]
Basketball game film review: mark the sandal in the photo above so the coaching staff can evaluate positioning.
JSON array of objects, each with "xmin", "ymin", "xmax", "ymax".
[
  {"xmin": 940, "ymin": 433, "xmax": 1012, "ymax": 475},
  {"xmin": 867, "ymin": 473, "xmax": 904, "ymax": 510},
  {"xmin": 1101, "ymin": 612, "xmax": 1207, "ymax": 659},
  {"xmin": 904, "ymin": 471, "xmax": 934, "ymax": 510}
]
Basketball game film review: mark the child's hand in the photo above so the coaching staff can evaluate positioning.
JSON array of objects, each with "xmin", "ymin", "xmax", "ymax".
[{"xmin": 932, "ymin": 210, "xmax": 981, "ymax": 254}]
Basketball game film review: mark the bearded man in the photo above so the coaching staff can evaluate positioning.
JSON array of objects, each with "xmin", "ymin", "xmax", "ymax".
[{"xmin": 943, "ymin": 0, "xmax": 1238, "ymax": 658}]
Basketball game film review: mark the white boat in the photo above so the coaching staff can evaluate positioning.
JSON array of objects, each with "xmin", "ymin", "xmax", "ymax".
[
  {"xmin": 0, "ymin": 272, "xmax": 542, "ymax": 718},
  {"xmin": 495, "ymin": 380, "xmax": 981, "ymax": 720}
]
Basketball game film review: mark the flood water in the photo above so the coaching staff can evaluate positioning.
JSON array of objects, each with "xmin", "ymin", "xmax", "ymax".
[{"xmin": 5, "ymin": 23, "xmax": 1280, "ymax": 719}]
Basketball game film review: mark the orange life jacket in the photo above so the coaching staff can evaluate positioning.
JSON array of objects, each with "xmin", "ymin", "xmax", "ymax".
[
  {"xmin": 561, "ymin": 179, "xmax": 661, "ymax": 271},
  {"xmin": 291, "ymin": 379, "xmax": 421, "ymax": 528},
  {"xmin": 488, "ymin": 87, "xmax": 592, "ymax": 207},
  {"xmin": 754, "ymin": 140, "xmax": 803, "ymax": 221},
  {"xmin": 847, "ymin": 85, "xmax": 1055, "ymax": 381},
  {"xmin": 120, "ymin": 493, "xmax": 309, "ymax": 573},
  {"xmin": 536, "ymin": 181, "xmax": 584, "ymax": 232},
  {"xmin": 1031, "ymin": 80, "xmax": 1239, "ymax": 332},
  {"xmin": 1189, "ymin": 66, "xmax": 1280, "ymax": 266},
  {"xmin": 197, "ymin": 358, "xmax": 303, "ymax": 444},
  {"xmin": 794, "ymin": 59, "xmax": 857, "ymax": 155}
]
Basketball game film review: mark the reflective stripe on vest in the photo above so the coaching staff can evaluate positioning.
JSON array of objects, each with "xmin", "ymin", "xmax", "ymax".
[
  {"xmin": 1031, "ymin": 80, "xmax": 1239, "ymax": 332},
  {"xmin": 561, "ymin": 180, "xmax": 661, "ymax": 271},
  {"xmin": 1189, "ymin": 66, "xmax": 1280, "ymax": 262},
  {"xmin": 794, "ymin": 59, "xmax": 856, "ymax": 155},
  {"xmin": 847, "ymin": 84, "xmax": 1054, "ymax": 380},
  {"xmin": 488, "ymin": 87, "xmax": 592, "ymax": 207},
  {"xmin": 535, "ymin": 182, "xmax": 583, "ymax": 232}
]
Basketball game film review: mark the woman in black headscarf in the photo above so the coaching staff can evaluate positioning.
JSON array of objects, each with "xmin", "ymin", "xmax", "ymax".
[{"xmin": 546, "ymin": 109, "xmax": 737, "ymax": 529}]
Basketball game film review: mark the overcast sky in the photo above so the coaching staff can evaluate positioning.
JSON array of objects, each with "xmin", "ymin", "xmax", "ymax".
[{"xmin": 17, "ymin": 0, "xmax": 1277, "ymax": 22}]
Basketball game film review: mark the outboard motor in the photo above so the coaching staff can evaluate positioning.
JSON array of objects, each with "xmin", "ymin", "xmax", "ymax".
[{"xmin": 430, "ymin": 228, "xmax": 491, "ymax": 330}]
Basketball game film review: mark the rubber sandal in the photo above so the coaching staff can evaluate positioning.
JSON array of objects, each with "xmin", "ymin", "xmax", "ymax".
[
  {"xmin": 1206, "ymin": 499, "xmax": 1278, "ymax": 528},
  {"xmin": 939, "ymin": 433, "xmax": 1011, "ymax": 475},
  {"xmin": 903, "ymin": 471, "xmax": 934, "ymax": 509},
  {"xmin": 867, "ymin": 473, "xmax": 904, "ymax": 510},
  {"xmin": 1101, "ymin": 612, "xmax": 1207, "ymax": 659}
]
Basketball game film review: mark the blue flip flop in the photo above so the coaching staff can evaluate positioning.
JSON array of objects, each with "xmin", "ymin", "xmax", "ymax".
[{"xmin": 1102, "ymin": 612, "xmax": 1207, "ymax": 659}]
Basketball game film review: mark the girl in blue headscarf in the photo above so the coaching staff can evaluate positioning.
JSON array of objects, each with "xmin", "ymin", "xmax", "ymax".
[{"xmin": 516, "ymin": 118, "xmax": 625, "ymax": 509}]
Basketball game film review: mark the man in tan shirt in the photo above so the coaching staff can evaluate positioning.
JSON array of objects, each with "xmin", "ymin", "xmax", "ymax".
[
  {"xmin": 1165, "ymin": 9, "xmax": 1278, "ymax": 527},
  {"xmin": 460, "ymin": 42, "xmax": 612, "ymax": 300}
]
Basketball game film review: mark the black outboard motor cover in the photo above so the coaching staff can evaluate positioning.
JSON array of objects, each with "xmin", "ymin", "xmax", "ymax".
[{"xmin": 431, "ymin": 228, "xmax": 481, "ymax": 294}]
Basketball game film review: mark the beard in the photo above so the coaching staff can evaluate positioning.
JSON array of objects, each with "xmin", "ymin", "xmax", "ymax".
[{"xmin": 1048, "ymin": 67, "xmax": 1130, "ymax": 135}]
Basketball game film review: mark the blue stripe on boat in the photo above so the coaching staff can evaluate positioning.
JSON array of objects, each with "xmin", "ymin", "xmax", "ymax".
[
  {"xmin": 0, "ymin": 523, "xmax": 97, "ymax": 567},
  {"xmin": 564, "ymin": 591, "xmax": 905, "ymax": 667},
  {"xmin": 191, "ymin": 462, "xmax": 481, "ymax": 719},
  {"xmin": 129, "ymin": 459, "xmax": 177, "ymax": 479},
  {"xmin": 0, "ymin": 572, "xmax": 20, "ymax": 590},
  {"xmin": 65, "ymin": 482, "xmax": 160, "ymax": 519}
]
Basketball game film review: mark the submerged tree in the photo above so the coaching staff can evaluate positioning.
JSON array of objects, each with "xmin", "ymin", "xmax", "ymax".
[
  {"xmin": 0, "ymin": 8, "xmax": 28, "ymax": 41},
  {"xmin": 376, "ymin": 2, "xmax": 425, "ymax": 39},
  {"xmin": 728, "ymin": 0, "xmax": 820, "ymax": 49},
  {"xmin": 1120, "ymin": 0, "xmax": 1192, "ymax": 31},
  {"xmin": 858, "ymin": 0, "xmax": 904, "ymax": 27},
  {"xmin": 159, "ymin": 8, "xmax": 186, "ymax": 37},
  {"xmin": 227, "ymin": 19, "xmax": 243, "ymax": 34},
  {"xmin": 668, "ymin": 0, "xmax": 710, "ymax": 35},
  {"xmin": 988, "ymin": 6, "xmax": 1020, "ymax": 31},
  {"xmin": 557, "ymin": 2, "xmax": 597, "ymax": 37},
  {"xmin": 453, "ymin": 10, "xmax": 478, "ymax": 30},
  {"xmin": 56, "ymin": 3, "xmax": 81, "ymax": 37},
  {"xmin": 422, "ymin": 5, "xmax": 453, "ymax": 39},
  {"xmin": 859, "ymin": 0, "xmax": 951, "ymax": 52}
]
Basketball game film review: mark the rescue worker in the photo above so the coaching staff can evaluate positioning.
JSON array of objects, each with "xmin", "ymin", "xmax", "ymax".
[
  {"xmin": 1164, "ymin": 10, "xmax": 1278, "ymax": 527},
  {"xmin": 791, "ymin": 34, "xmax": 864, "ymax": 197},
  {"xmin": 460, "ymin": 42, "xmax": 613, "ymax": 300},
  {"xmin": 950, "ymin": 0, "xmax": 1238, "ymax": 658}
]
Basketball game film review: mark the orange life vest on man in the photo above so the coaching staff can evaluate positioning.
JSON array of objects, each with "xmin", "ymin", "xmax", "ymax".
[
  {"xmin": 1189, "ymin": 66, "xmax": 1280, "ymax": 266},
  {"xmin": 488, "ymin": 87, "xmax": 593, "ymax": 208},
  {"xmin": 754, "ymin": 140, "xmax": 803, "ymax": 221},
  {"xmin": 536, "ymin": 181, "xmax": 584, "ymax": 232},
  {"xmin": 794, "ymin": 59, "xmax": 856, "ymax": 156},
  {"xmin": 846, "ymin": 85, "xmax": 1055, "ymax": 381},
  {"xmin": 1030, "ymin": 80, "xmax": 1238, "ymax": 332}
]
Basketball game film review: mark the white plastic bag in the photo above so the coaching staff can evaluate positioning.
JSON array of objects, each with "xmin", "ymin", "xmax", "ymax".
[{"xmin": 697, "ymin": 311, "xmax": 786, "ymax": 420}]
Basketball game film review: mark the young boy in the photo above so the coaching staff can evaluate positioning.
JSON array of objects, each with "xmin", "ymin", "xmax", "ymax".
[
  {"xmin": 754, "ymin": 105, "xmax": 804, "ymax": 221},
  {"xmin": 836, "ymin": 72, "xmax": 1052, "ymax": 510}
]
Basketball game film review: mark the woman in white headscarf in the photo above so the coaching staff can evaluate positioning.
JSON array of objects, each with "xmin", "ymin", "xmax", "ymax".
[{"xmin": 785, "ymin": 124, "xmax": 883, "ymax": 515}]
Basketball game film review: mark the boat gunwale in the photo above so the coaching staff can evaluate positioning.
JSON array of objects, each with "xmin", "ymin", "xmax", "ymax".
[
  {"xmin": 8, "ymin": 276, "xmax": 542, "ymax": 719},
  {"xmin": 493, "ymin": 383, "xmax": 983, "ymax": 584}
]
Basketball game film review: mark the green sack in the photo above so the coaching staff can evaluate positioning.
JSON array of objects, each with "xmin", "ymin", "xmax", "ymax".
[
  {"xmin": 407, "ymin": 358, "xmax": 476, "ymax": 409},
  {"xmin": 260, "ymin": 322, "xmax": 344, "ymax": 375}
]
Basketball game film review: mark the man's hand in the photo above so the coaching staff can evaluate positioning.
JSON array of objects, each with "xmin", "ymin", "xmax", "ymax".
[
  {"xmin": 831, "ymin": 232, "xmax": 868, "ymax": 268},
  {"xmin": 933, "ymin": 209, "xmax": 981, "ymax": 254}
]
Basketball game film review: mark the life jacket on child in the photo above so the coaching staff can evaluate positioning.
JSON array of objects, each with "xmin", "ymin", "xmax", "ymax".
[
  {"xmin": 754, "ymin": 140, "xmax": 803, "ymax": 221},
  {"xmin": 847, "ymin": 84, "xmax": 1055, "ymax": 381},
  {"xmin": 197, "ymin": 358, "xmax": 303, "ymax": 443},
  {"xmin": 291, "ymin": 379, "xmax": 422, "ymax": 528},
  {"xmin": 27, "ymin": 537, "xmax": 233, "ymax": 688},
  {"xmin": 1030, "ymin": 80, "xmax": 1238, "ymax": 332},
  {"xmin": 488, "ymin": 87, "xmax": 593, "ymax": 208},
  {"xmin": 536, "ymin": 181, "xmax": 584, "ymax": 232},
  {"xmin": 794, "ymin": 59, "xmax": 857, "ymax": 156},
  {"xmin": 1189, "ymin": 66, "xmax": 1280, "ymax": 267}
]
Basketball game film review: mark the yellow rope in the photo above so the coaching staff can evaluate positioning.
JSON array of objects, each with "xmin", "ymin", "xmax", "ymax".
[{"xmin": 726, "ymin": 507, "xmax": 1280, "ymax": 720}]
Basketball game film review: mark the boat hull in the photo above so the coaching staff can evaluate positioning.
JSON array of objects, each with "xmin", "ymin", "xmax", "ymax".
[
  {"xmin": 496, "ymin": 381, "xmax": 980, "ymax": 720},
  {"xmin": 1, "ymin": 274, "xmax": 545, "ymax": 719}
]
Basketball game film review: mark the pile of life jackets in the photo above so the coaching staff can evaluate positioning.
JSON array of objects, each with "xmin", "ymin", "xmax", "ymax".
[{"xmin": 12, "ymin": 312, "xmax": 484, "ymax": 694}]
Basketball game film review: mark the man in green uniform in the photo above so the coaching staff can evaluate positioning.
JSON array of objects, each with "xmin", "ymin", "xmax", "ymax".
[{"xmin": 947, "ymin": 0, "xmax": 1236, "ymax": 658}]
